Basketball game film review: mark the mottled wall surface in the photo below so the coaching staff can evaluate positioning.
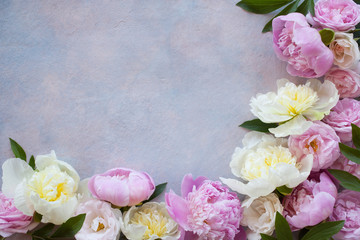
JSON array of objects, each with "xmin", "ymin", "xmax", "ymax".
[{"xmin": 1, "ymin": 0, "xmax": 298, "ymax": 219}]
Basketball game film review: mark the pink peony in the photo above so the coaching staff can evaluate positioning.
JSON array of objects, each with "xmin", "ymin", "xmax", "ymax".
[
  {"xmin": 331, "ymin": 151, "xmax": 360, "ymax": 179},
  {"xmin": 323, "ymin": 98, "xmax": 360, "ymax": 142},
  {"xmin": 283, "ymin": 172, "xmax": 337, "ymax": 230},
  {"xmin": 165, "ymin": 174, "xmax": 243, "ymax": 240},
  {"xmin": 325, "ymin": 67, "xmax": 360, "ymax": 98},
  {"xmin": 329, "ymin": 190, "xmax": 360, "ymax": 240},
  {"xmin": 272, "ymin": 13, "xmax": 333, "ymax": 78},
  {"xmin": 88, "ymin": 168, "xmax": 155, "ymax": 207},
  {"xmin": 288, "ymin": 121, "xmax": 340, "ymax": 172},
  {"xmin": 308, "ymin": 0, "xmax": 360, "ymax": 32},
  {"xmin": 0, "ymin": 192, "xmax": 33, "ymax": 237}
]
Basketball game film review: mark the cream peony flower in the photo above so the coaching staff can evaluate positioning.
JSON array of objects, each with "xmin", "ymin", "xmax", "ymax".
[
  {"xmin": 220, "ymin": 132, "xmax": 313, "ymax": 205},
  {"xmin": 330, "ymin": 32, "xmax": 360, "ymax": 69},
  {"xmin": 241, "ymin": 193, "xmax": 283, "ymax": 240},
  {"xmin": 120, "ymin": 202, "xmax": 180, "ymax": 240},
  {"xmin": 250, "ymin": 78, "xmax": 338, "ymax": 137},
  {"xmin": 1, "ymin": 151, "xmax": 81, "ymax": 225}
]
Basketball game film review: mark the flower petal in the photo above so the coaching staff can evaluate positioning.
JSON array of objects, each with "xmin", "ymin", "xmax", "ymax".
[{"xmin": 269, "ymin": 115, "xmax": 313, "ymax": 137}]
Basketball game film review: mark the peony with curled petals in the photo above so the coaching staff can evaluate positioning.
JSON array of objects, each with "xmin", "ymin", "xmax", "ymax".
[
  {"xmin": 329, "ymin": 32, "xmax": 360, "ymax": 69},
  {"xmin": 325, "ymin": 67, "xmax": 360, "ymax": 98}
]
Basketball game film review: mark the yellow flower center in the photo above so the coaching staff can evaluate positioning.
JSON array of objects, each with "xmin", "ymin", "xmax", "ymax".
[
  {"xmin": 131, "ymin": 208, "xmax": 168, "ymax": 239},
  {"xmin": 241, "ymin": 146, "xmax": 298, "ymax": 181},
  {"xmin": 28, "ymin": 165, "xmax": 75, "ymax": 202},
  {"xmin": 91, "ymin": 217, "xmax": 106, "ymax": 232},
  {"xmin": 277, "ymin": 83, "xmax": 319, "ymax": 116}
]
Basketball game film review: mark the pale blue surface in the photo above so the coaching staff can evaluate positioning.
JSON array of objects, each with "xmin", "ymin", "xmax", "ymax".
[{"xmin": 0, "ymin": 1, "xmax": 299, "ymax": 238}]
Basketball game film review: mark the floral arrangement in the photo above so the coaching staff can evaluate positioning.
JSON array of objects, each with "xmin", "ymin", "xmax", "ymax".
[{"xmin": 2, "ymin": 0, "xmax": 360, "ymax": 239}]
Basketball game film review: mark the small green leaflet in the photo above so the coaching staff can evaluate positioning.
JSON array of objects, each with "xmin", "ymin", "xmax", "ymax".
[
  {"xmin": 9, "ymin": 138, "xmax": 26, "ymax": 161},
  {"xmin": 319, "ymin": 28, "xmax": 335, "ymax": 45},
  {"xmin": 261, "ymin": 233, "xmax": 277, "ymax": 240},
  {"xmin": 275, "ymin": 212, "xmax": 293, "ymax": 240},
  {"xmin": 276, "ymin": 185, "xmax": 293, "ymax": 195},
  {"xmin": 32, "ymin": 223, "xmax": 55, "ymax": 238},
  {"xmin": 296, "ymin": 0, "xmax": 314, "ymax": 15},
  {"xmin": 301, "ymin": 221, "xmax": 345, "ymax": 240},
  {"xmin": 339, "ymin": 143, "xmax": 360, "ymax": 164},
  {"xmin": 236, "ymin": 0, "xmax": 293, "ymax": 14},
  {"xmin": 328, "ymin": 169, "xmax": 360, "ymax": 192},
  {"xmin": 51, "ymin": 214, "xmax": 86, "ymax": 238},
  {"xmin": 143, "ymin": 182, "xmax": 167, "ymax": 203},
  {"xmin": 351, "ymin": 123, "xmax": 360, "ymax": 149},
  {"xmin": 33, "ymin": 212, "xmax": 43, "ymax": 222},
  {"xmin": 29, "ymin": 155, "xmax": 36, "ymax": 170},
  {"xmin": 239, "ymin": 119, "xmax": 278, "ymax": 133}
]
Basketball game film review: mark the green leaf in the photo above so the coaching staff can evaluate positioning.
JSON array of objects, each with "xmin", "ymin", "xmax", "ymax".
[
  {"xmin": 236, "ymin": 0, "xmax": 293, "ymax": 14},
  {"xmin": 275, "ymin": 212, "xmax": 293, "ymax": 240},
  {"xmin": 276, "ymin": 185, "xmax": 293, "ymax": 195},
  {"xmin": 33, "ymin": 212, "xmax": 42, "ymax": 222},
  {"xmin": 29, "ymin": 155, "xmax": 36, "ymax": 170},
  {"xmin": 261, "ymin": 233, "xmax": 277, "ymax": 240},
  {"xmin": 51, "ymin": 214, "xmax": 86, "ymax": 238},
  {"xmin": 9, "ymin": 138, "xmax": 26, "ymax": 161},
  {"xmin": 352, "ymin": 123, "xmax": 360, "ymax": 149},
  {"xmin": 262, "ymin": 0, "xmax": 300, "ymax": 33},
  {"xmin": 339, "ymin": 143, "xmax": 360, "ymax": 164},
  {"xmin": 239, "ymin": 119, "xmax": 278, "ymax": 133},
  {"xmin": 319, "ymin": 28, "xmax": 335, "ymax": 45},
  {"xmin": 32, "ymin": 223, "xmax": 55, "ymax": 237},
  {"xmin": 301, "ymin": 221, "xmax": 345, "ymax": 240},
  {"xmin": 144, "ymin": 182, "xmax": 167, "ymax": 203},
  {"xmin": 328, "ymin": 169, "xmax": 360, "ymax": 192},
  {"xmin": 296, "ymin": 0, "xmax": 314, "ymax": 15}
]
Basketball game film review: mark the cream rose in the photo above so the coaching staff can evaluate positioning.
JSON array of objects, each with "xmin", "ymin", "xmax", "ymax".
[
  {"xmin": 1, "ymin": 151, "xmax": 81, "ymax": 225},
  {"xmin": 120, "ymin": 202, "xmax": 180, "ymax": 240},
  {"xmin": 220, "ymin": 132, "xmax": 313, "ymax": 205},
  {"xmin": 241, "ymin": 193, "xmax": 283, "ymax": 240},
  {"xmin": 330, "ymin": 32, "xmax": 360, "ymax": 69}
]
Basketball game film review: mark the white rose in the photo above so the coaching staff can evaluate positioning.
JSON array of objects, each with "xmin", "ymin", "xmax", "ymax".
[
  {"xmin": 2, "ymin": 151, "xmax": 81, "ymax": 225},
  {"xmin": 241, "ymin": 193, "xmax": 283, "ymax": 240},
  {"xmin": 220, "ymin": 132, "xmax": 312, "ymax": 205},
  {"xmin": 75, "ymin": 199, "xmax": 121, "ymax": 240},
  {"xmin": 250, "ymin": 78, "xmax": 339, "ymax": 137},
  {"xmin": 330, "ymin": 32, "xmax": 360, "ymax": 69},
  {"xmin": 120, "ymin": 202, "xmax": 180, "ymax": 240}
]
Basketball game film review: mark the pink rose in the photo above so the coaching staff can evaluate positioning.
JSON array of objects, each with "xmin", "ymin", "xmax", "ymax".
[
  {"xmin": 331, "ymin": 151, "xmax": 360, "ymax": 179},
  {"xmin": 308, "ymin": 0, "xmax": 360, "ymax": 32},
  {"xmin": 283, "ymin": 172, "xmax": 337, "ymax": 230},
  {"xmin": 325, "ymin": 67, "xmax": 360, "ymax": 98},
  {"xmin": 273, "ymin": 13, "xmax": 333, "ymax": 78},
  {"xmin": 88, "ymin": 168, "xmax": 155, "ymax": 207},
  {"xmin": 323, "ymin": 98, "xmax": 360, "ymax": 142},
  {"xmin": 0, "ymin": 192, "xmax": 33, "ymax": 237},
  {"xmin": 288, "ymin": 121, "xmax": 340, "ymax": 172},
  {"xmin": 329, "ymin": 190, "xmax": 360, "ymax": 240},
  {"xmin": 75, "ymin": 199, "xmax": 121, "ymax": 240},
  {"xmin": 165, "ymin": 174, "xmax": 244, "ymax": 240}
]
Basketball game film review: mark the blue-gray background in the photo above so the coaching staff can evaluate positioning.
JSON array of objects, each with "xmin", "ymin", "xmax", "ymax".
[{"xmin": 0, "ymin": 0, "xmax": 298, "ymax": 220}]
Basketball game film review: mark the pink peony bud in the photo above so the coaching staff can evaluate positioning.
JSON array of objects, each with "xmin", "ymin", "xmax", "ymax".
[
  {"xmin": 165, "ymin": 174, "xmax": 244, "ymax": 240},
  {"xmin": 325, "ymin": 67, "xmax": 360, "ymax": 99},
  {"xmin": 323, "ymin": 98, "xmax": 360, "ymax": 142},
  {"xmin": 0, "ymin": 192, "xmax": 33, "ymax": 237},
  {"xmin": 329, "ymin": 190, "xmax": 360, "ymax": 240},
  {"xmin": 88, "ymin": 168, "xmax": 155, "ymax": 207},
  {"xmin": 288, "ymin": 121, "xmax": 340, "ymax": 172},
  {"xmin": 272, "ymin": 13, "xmax": 333, "ymax": 78},
  {"xmin": 283, "ymin": 172, "xmax": 337, "ymax": 230}
]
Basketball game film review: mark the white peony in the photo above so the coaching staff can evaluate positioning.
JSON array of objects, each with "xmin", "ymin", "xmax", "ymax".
[
  {"xmin": 330, "ymin": 32, "xmax": 360, "ymax": 69},
  {"xmin": 250, "ymin": 78, "xmax": 339, "ymax": 137},
  {"xmin": 241, "ymin": 193, "xmax": 283, "ymax": 240},
  {"xmin": 2, "ymin": 151, "xmax": 81, "ymax": 225},
  {"xmin": 120, "ymin": 202, "xmax": 180, "ymax": 240},
  {"xmin": 220, "ymin": 132, "xmax": 312, "ymax": 205}
]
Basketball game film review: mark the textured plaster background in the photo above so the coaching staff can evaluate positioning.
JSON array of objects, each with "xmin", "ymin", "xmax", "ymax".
[{"xmin": 0, "ymin": 1, "xmax": 300, "ymax": 238}]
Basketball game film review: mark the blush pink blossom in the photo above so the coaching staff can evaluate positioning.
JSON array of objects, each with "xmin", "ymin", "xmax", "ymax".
[
  {"xmin": 331, "ymin": 152, "xmax": 360, "ymax": 179},
  {"xmin": 165, "ymin": 174, "xmax": 244, "ymax": 240},
  {"xmin": 325, "ymin": 67, "xmax": 360, "ymax": 98},
  {"xmin": 0, "ymin": 192, "xmax": 33, "ymax": 237},
  {"xmin": 323, "ymin": 98, "xmax": 360, "ymax": 142},
  {"xmin": 283, "ymin": 172, "xmax": 337, "ymax": 230},
  {"xmin": 288, "ymin": 121, "xmax": 340, "ymax": 172},
  {"xmin": 308, "ymin": 0, "xmax": 360, "ymax": 32},
  {"xmin": 272, "ymin": 13, "xmax": 333, "ymax": 78},
  {"xmin": 88, "ymin": 168, "xmax": 155, "ymax": 207},
  {"xmin": 329, "ymin": 190, "xmax": 360, "ymax": 240}
]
